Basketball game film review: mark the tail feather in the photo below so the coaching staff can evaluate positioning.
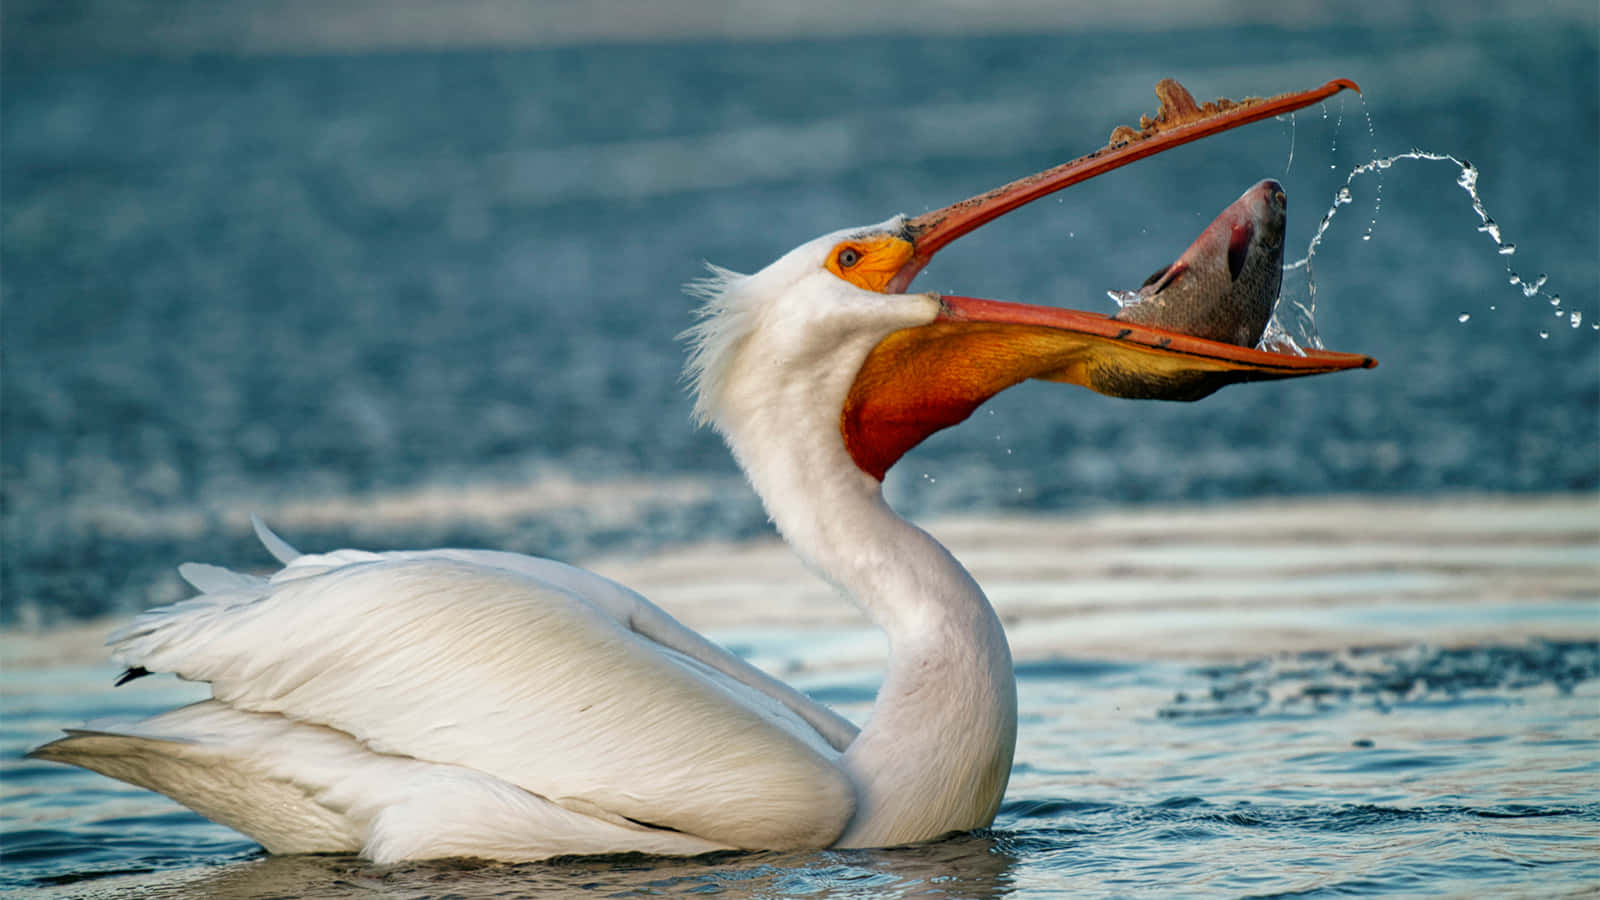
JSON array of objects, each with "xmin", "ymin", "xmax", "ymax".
[
  {"xmin": 26, "ymin": 703, "xmax": 364, "ymax": 855},
  {"xmin": 23, "ymin": 701, "xmax": 698, "ymax": 863}
]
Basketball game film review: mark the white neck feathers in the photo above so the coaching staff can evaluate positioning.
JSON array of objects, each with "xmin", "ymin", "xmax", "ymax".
[{"xmin": 682, "ymin": 250, "xmax": 1018, "ymax": 847}]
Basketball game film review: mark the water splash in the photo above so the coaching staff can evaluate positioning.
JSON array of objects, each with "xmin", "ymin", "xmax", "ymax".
[
  {"xmin": 1106, "ymin": 288, "xmax": 1141, "ymax": 310},
  {"xmin": 1281, "ymin": 150, "xmax": 1575, "ymax": 348},
  {"xmin": 1265, "ymin": 256, "xmax": 1317, "ymax": 355},
  {"xmin": 1357, "ymin": 95, "xmax": 1382, "ymax": 242},
  {"xmin": 1323, "ymin": 97, "xmax": 1344, "ymax": 169},
  {"xmin": 1259, "ymin": 319, "xmax": 1305, "ymax": 355},
  {"xmin": 1280, "ymin": 111, "xmax": 1296, "ymax": 175}
]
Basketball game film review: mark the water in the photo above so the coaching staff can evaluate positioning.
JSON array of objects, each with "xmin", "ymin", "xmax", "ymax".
[
  {"xmin": 5, "ymin": 11, "xmax": 1598, "ymax": 627},
  {"xmin": 1280, "ymin": 144, "xmax": 1585, "ymax": 355},
  {"xmin": 5, "ymin": 640, "xmax": 1597, "ymax": 896},
  {"xmin": 3, "ymin": 1, "xmax": 1599, "ymax": 895}
]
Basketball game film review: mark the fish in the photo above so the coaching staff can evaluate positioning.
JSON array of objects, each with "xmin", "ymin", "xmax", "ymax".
[{"xmin": 1111, "ymin": 179, "xmax": 1286, "ymax": 348}]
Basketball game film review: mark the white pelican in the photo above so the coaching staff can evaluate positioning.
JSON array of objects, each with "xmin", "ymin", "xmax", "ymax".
[{"xmin": 33, "ymin": 78, "xmax": 1371, "ymax": 863}]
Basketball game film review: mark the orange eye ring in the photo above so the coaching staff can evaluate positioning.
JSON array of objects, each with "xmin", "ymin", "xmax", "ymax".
[{"xmin": 825, "ymin": 237, "xmax": 914, "ymax": 293}]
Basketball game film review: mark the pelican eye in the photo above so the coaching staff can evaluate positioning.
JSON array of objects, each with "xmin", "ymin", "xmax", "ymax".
[{"xmin": 825, "ymin": 235, "xmax": 913, "ymax": 292}]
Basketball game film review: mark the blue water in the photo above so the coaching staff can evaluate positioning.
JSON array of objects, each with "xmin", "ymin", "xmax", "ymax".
[
  {"xmin": 4, "ymin": 13, "xmax": 1597, "ymax": 625},
  {"xmin": 4, "ymin": 642, "xmax": 1597, "ymax": 896},
  {"xmin": 3, "ymin": 4, "xmax": 1599, "ymax": 896}
]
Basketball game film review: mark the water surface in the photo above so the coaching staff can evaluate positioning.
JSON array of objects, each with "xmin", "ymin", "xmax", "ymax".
[
  {"xmin": 5, "ymin": 637, "xmax": 1596, "ymax": 897},
  {"xmin": 5, "ymin": 10, "xmax": 1597, "ymax": 625}
]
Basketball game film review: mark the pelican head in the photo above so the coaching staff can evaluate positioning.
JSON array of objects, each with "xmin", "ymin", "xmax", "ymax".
[
  {"xmin": 688, "ymin": 78, "xmax": 1374, "ymax": 482},
  {"xmin": 685, "ymin": 217, "xmax": 937, "ymax": 434}
]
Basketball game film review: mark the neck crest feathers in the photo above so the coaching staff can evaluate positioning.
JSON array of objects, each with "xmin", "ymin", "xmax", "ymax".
[{"xmin": 681, "ymin": 263, "xmax": 756, "ymax": 429}]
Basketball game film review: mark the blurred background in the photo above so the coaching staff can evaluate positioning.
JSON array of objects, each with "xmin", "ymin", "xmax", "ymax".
[{"xmin": 4, "ymin": 0, "xmax": 1597, "ymax": 625}]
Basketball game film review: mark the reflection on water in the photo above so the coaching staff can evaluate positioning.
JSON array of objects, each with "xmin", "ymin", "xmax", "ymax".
[
  {"xmin": 14, "ymin": 838, "xmax": 1019, "ymax": 900},
  {"xmin": 6, "ymin": 641, "xmax": 1596, "ymax": 897}
]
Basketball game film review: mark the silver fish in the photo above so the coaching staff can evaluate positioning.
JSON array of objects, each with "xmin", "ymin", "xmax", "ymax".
[{"xmin": 1111, "ymin": 179, "xmax": 1286, "ymax": 347}]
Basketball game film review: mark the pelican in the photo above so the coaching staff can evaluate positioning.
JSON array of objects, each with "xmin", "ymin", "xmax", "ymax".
[{"xmin": 33, "ymin": 78, "xmax": 1372, "ymax": 862}]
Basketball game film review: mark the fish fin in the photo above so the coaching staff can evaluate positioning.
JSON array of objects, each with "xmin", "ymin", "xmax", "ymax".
[
  {"xmin": 1150, "ymin": 261, "xmax": 1188, "ymax": 294},
  {"xmin": 1140, "ymin": 262, "xmax": 1174, "ymax": 289},
  {"xmin": 1228, "ymin": 221, "xmax": 1255, "ymax": 281}
]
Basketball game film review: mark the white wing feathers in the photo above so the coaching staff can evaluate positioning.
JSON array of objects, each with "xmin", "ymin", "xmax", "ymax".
[
  {"xmin": 251, "ymin": 512, "xmax": 301, "ymax": 564},
  {"xmin": 41, "ymin": 700, "xmax": 730, "ymax": 862},
  {"xmin": 175, "ymin": 562, "xmax": 265, "ymax": 595},
  {"xmin": 101, "ymin": 530, "xmax": 859, "ymax": 852}
]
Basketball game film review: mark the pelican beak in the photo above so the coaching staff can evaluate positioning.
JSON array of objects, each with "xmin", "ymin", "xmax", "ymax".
[
  {"xmin": 844, "ymin": 78, "xmax": 1374, "ymax": 480},
  {"xmin": 885, "ymin": 77, "xmax": 1361, "ymax": 294}
]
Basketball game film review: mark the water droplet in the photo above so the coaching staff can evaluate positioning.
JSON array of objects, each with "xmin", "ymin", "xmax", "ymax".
[
  {"xmin": 1570, "ymin": 311, "xmax": 1583, "ymax": 329},
  {"xmin": 1498, "ymin": 243, "xmax": 1515, "ymax": 256},
  {"xmin": 1457, "ymin": 313, "xmax": 1471, "ymax": 323},
  {"xmin": 1554, "ymin": 308, "xmax": 1565, "ymax": 318},
  {"xmin": 1361, "ymin": 234, "xmax": 1372, "ymax": 241},
  {"xmin": 1550, "ymin": 294, "xmax": 1562, "ymax": 307},
  {"xmin": 1334, "ymin": 186, "xmax": 1354, "ymax": 206},
  {"xmin": 1489, "ymin": 305, "xmax": 1497, "ymax": 311},
  {"xmin": 1539, "ymin": 330, "xmax": 1550, "ymax": 339},
  {"xmin": 1509, "ymin": 274, "xmax": 1522, "ymax": 286}
]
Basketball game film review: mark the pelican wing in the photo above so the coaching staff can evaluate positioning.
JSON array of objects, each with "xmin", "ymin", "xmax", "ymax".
[{"xmin": 104, "ymin": 544, "xmax": 857, "ymax": 850}]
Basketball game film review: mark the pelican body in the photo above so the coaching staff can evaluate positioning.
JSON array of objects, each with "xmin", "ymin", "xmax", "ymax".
[{"xmin": 32, "ymin": 78, "xmax": 1372, "ymax": 862}]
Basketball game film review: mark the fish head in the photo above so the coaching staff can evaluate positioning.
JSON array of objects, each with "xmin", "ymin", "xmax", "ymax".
[{"xmin": 1115, "ymin": 178, "xmax": 1287, "ymax": 348}]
